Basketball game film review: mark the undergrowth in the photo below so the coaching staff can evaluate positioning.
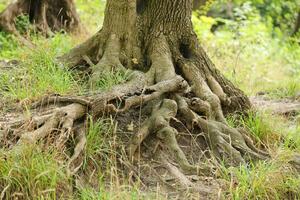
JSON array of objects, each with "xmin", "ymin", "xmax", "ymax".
[{"xmin": 0, "ymin": 34, "xmax": 81, "ymax": 101}]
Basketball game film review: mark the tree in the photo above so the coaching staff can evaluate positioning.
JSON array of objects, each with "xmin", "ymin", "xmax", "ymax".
[
  {"xmin": 2, "ymin": 0, "xmax": 276, "ymax": 190},
  {"xmin": 0, "ymin": 0, "xmax": 82, "ymax": 36},
  {"xmin": 294, "ymin": 12, "xmax": 300, "ymax": 35}
]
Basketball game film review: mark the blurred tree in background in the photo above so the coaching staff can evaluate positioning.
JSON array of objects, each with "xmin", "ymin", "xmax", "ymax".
[{"xmin": 194, "ymin": 0, "xmax": 300, "ymax": 37}]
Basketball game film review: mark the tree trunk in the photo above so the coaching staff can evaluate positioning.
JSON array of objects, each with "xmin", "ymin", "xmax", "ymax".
[
  {"xmin": 193, "ymin": 0, "xmax": 207, "ymax": 10},
  {"xmin": 0, "ymin": 0, "xmax": 82, "ymax": 36},
  {"xmin": 293, "ymin": 12, "xmax": 300, "ymax": 35},
  {"xmin": 2, "ymin": 0, "xmax": 280, "ymax": 194}
]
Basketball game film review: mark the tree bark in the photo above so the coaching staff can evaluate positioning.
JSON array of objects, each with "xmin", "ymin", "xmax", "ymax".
[
  {"xmin": 2, "ymin": 0, "xmax": 279, "ymax": 193},
  {"xmin": 293, "ymin": 12, "xmax": 300, "ymax": 35},
  {"xmin": 0, "ymin": 0, "xmax": 83, "ymax": 36},
  {"xmin": 60, "ymin": 0, "xmax": 266, "ymax": 168}
]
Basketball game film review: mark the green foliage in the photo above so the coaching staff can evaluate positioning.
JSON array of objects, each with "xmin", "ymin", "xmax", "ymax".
[
  {"xmin": 240, "ymin": 112, "xmax": 282, "ymax": 145},
  {"xmin": 0, "ymin": 32, "xmax": 19, "ymax": 58},
  {"xmin": 283, "ymin": 124, "xmax": 300, "ymax": 152},
  {"xmin": 193, "ymin": 1, "xmax": 300, "ymax": 96},
  {"xmin": 219, "ymin": 161, "xmax": 300, "ymax": 200},
  {"xmin": 76, "ymin": 185, "xmax": 142, "ymax": 200},
  {"xmin": 213, "ymin": 0, "xmax": 300, "ymax": 35},
  {"xmin": 0, "ymin": 145, "xmax": 71, "ymax": 199},
  {"xmin": 0, "ymin": 34, "xmax": 80, "ymax": 101},
  {"xmin": 76, "ymin": 0, "xmax": 106, "ymax": 32},
  {"xmin": 85, "ymin": 117, "xmax": 116, "ymax": 168},
  {"xmin": 15, "ymin": 14, "xmax": 32, "ymax": 35},
  {"xmin": 92, "ymin": 69, "xmax": 130, "ymax": 91}
]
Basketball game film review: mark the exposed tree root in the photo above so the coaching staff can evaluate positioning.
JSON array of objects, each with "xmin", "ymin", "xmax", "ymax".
[
  {"xmin": 0, "ymin": 33, "xmax": 278, "ymax": 197},
  {"xmin": 2, "ymin": 1, "xmax": 299, "ymax": 197}
]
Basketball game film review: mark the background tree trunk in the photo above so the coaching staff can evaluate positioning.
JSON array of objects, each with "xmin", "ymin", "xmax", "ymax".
[
  {"xmin": 193, "ymin": 0, "xmax": 207, "ymax": 10},
  {"xmin": 293, "ymin": 12, "xmax": 300, "ymax": 35},
  {"xmin": 0, "ymin": 0, "xmax": 83, "ymax": 36}
]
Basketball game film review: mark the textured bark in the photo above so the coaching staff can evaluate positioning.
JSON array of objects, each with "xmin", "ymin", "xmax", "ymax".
[
  {"xmin": 59, "ymin": 0, "xmax": 265, "ymax": 170},
  {"xmin": 3, "ymin": 0, "xmax": 285, "ymax": 194},
  {"xmin": 0, "ymin": 0, "xmax": 82, "ymax": 36}
]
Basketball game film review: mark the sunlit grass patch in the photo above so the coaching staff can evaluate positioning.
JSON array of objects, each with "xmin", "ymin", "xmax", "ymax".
[
  {"xmin": 77, "ymin": 184, "xmax": 147, "ymax": 200},
  {"xmin": 283, "ymin": 124, "xmax": 300, "ymax": 152},
  {"xmin": 227, "ymin": 111, "xmax": 287, "ymax": 149},
  {"xmin": 0, "ymin": 34, "xmax": 81, "ymax": 101},
  {"xmin": 0, "ymin": 145, "xmax": 71, "ymax": 199},
  {"xmin": 84, "ymin": 117, "xmax": 117, "ymax": 169},
  {"xmin": 91, "ymin": 69, "xmax": 131, "ymax": 91},
  {"xmin": 267, "ymin": 78, "xmax": 300, "ymax": 99},
  {"xmin": 219, "ymin": 161, "xmax": 300, "ymax": 200},
  {"xmin": 76, "ymin": 0, "xmax": 106, "ymax": 33},
  {"xmin": 0, "ymin": 32, "xmax": 19, "ymax": 59},
  {"xmin": 193, "ymin": 13, "xmax": 300, "ymax": 97}
]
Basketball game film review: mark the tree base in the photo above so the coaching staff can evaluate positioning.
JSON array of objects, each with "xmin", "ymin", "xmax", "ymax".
[
  {"xmin": 0, "ymin": 0, "xmax": 83, "ymax": 37},
  {"xmin": 0, "ymin": 73, "xmax": 270, "ymax": 194}
]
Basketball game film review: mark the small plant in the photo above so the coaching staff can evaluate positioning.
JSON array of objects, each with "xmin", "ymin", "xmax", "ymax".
[
  {"xmin": 92, "ymin": 69, "xmax": 131, "ymax": 91},
  {"xmin": 84, "ymin": 117, "xmax": 117, "ymax": 169},
  {"xmin": 15, "ymin": 14, "xmax": 31, "ymax": 35},
  {"xmin": 231, "ymin": 111, "xmax": 284, "ymax": 148},
  {"xmin": 0, "ymin": 32, "xmax": 19, "ymax": 58}
]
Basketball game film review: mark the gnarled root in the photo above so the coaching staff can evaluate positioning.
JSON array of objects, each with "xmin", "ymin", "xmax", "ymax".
[
  {"xmin": 175, "ymin": 95, "xmax": 268, "ymax": 165},
  {"xmin": 0, "ymin": 76, "xmax": 189, "ymax": 175},
  {"xmin": 0, "ymin": 35, "xmax": 274, "ymax": 195}
]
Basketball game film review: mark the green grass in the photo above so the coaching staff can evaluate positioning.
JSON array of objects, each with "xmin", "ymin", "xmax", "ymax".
[
  {"xmin": 77, "ymin": 185, "xmax": 145, "ymax": 200},
  {"xmin": 84, "ymin": 117, "xmax": 116, "ymax": 169},
  {"xmin": 92, "ymin": 69, "xmax": 131, "ymax": 91},
  {"xmin": 193, "ymin": 14, "xmax": 300, "ymax": 97},
  {"xmin": 219, "ymin": 161, "xmax": 300, "ymax": 200},
  {"xmin": 76, "ymin": 0, "xmax": 106, "ymax": 33},
  {"xmin": 0, "ymin": 145, "xmax": 71, "ymax": 200},
  {"xmin": 0, "ymin": 32, "xmax": 19, "ymax": 58},
  {"xmin": 0, "ymin": 34, "xmax": 81, "ymax": 101},
  {"xmin": 267, "ymin": 79, "xmax": 300, "ymax": 99}
]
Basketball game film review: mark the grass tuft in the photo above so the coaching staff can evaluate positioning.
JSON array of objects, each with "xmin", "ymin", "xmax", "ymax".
[
  {"xmin": 219, "ymin": 161, "xmax": 300, "ymax": 200},
  {"xmin": 0, "ymin": 145, "xmax": 71, "ymax": 200},
  {"xmin": 0, "ymin": 34, "xmax": 81, "ymax": 101},
  {"xmin": 91, "ymin": 69, "xmax": 131, "ymax": 91}
]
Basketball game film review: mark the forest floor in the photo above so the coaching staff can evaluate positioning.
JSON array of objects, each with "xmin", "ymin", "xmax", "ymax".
[{"xmin": 0, "ymin": 1, "xmax": 300, "ymax": 199}]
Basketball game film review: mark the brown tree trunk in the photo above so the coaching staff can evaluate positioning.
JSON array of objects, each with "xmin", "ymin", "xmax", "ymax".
[
  {"xmin": 2, "ymin": 0, "xmax": 281, "ymax": 194},
  {"xmin": 60, "ymin": 0, "xmax": 263, "ymax": 167},
  {"xmin": 0, "ymin": 0, "xmax": 83, "ymax": 36},
  {"xmin": 293, "ymin": 12, "xmax": 300, "ymax": 35},
  {"xmin": 193, "ymin": 0, "xmax": 207, "ymax": 10}
]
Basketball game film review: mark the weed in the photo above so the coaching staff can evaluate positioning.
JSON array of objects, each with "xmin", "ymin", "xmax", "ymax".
[
  {"xmin": 91, "ymin": 69, "xmax": 131, "ymax": 91},
  {"xmin": 15, "ymin": 14, "xmax": 31, "ymax": 35}
]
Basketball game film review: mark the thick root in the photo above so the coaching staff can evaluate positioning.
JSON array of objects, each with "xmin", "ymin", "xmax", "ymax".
[{"xmin": 175, "ymin": 95, "xmax": 268, "ymax": 165}]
